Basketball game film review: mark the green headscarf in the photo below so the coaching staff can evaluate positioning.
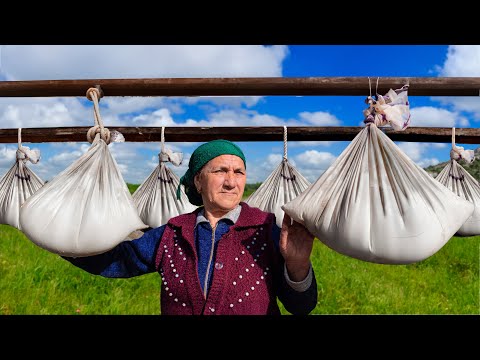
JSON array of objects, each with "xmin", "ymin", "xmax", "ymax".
[{"xmin": 176, "ymin": 139, "xmax": 246, "ymax": 206}]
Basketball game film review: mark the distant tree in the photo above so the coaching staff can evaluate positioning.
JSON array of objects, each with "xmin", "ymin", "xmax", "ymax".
[{"xmin": 243, "ymin": 182, "xmax": 262, "ymax": 198}]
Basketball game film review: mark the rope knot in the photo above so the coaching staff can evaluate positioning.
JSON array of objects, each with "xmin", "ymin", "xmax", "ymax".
[
  {"xmin": 86, "ymin": 87, "xmax": 103, "ymax": 101},
  {"xmin": 87, "ymin": 125, "xmax": 111, "ymax": 144}
]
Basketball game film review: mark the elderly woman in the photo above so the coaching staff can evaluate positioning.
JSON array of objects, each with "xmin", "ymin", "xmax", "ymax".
[{"xmin": 64, "ymin": 139, "xmax": 317, "ymax": 315}]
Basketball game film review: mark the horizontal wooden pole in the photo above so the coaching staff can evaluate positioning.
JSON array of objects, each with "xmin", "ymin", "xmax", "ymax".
[
  {"xmin": 0, "ymin": 77, "xmax": 480, "ymax": 97},
  {"xmin": 1, "ymin": 126, "xmax": 479, "ymax": 144}
]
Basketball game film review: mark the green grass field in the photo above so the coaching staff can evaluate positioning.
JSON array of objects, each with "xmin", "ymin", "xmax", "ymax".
[{"xmin": 1, "ymin": 223, "xmax": 478, "ymax": 315}]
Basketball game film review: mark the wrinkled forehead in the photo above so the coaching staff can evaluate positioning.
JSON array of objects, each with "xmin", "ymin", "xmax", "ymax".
[{"xmin": 205, "ymin": 154, "xmax": 246, "ymax": 170}]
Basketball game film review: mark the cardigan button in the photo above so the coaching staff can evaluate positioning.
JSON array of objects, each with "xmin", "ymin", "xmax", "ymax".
[{"xmin": 215, "ymin": 262, "xmax": 224, "ymax": 270}]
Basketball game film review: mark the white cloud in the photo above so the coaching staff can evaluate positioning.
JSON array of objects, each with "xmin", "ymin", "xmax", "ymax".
[
  {"xmin": 409, "ymin": 106, "xmax": 468, "ymax": 127},
  {"xmin": 0, "ymin": 145, "xmax": 17, "ymax": 167},
  {"xmin": 293, "ymin": 150, "xmax": 337, "ymax": 182},
  {"xmin": 265, "ymin": 154, "xmax": 284, "ymax": 169},
  {"xmin": 47, "ymin": 147, "xmax": 86, "ymax": 164},
  {"xmin": 109, "ymin": 142, "xmax": 142, "ymax": 162},
  {"xmin": 0, "ymin": 45, "xmax": 289, "ymax": 80},
  {"xmin": 108, "ymin": 142, "xmax": 191, "ymax": 184},
  {"xmin": 430, "ymin": 143, "xmax": 448, "ymax": 149},
  {"xmin": 174, "ymin": 108, "xmax": 342, "ymax": 129},
  {"xmin": 246, "ymin": 153, "xmax": 283, "ymax": 183},
  {"xmin": 102, "ymin": 97, "xmax": 169, "ymax": 115},
  {"xmin": 288, "ymin": 141, "xmax": 334, "ymax": 148},
  {"xmin": 433, "ymin": 97, "xmax": 480, "ymax": 120},
  {"xmin": 417, "ymin": 158, "xmax": 440, "ymax": 168},
  {"xmin": 0, "ymin": 97, "xmax": 90, "ymax": 128},
  {"xmin": 438, "ymin": 45, "xmax": 480, "ymax": 76},
  {"xmin": 299, "ymin": 111, "xmax": 342, "ymax": 126},
  {"xmin": 397, "ymin": 142, "xmax": 429, "ymax": 162},
  {"xmin": 182, "ymin": 96, "xmax": 263, "ymax": 108},
  {"xmin": 434, "ymin": 46, "xmax": 480, "ymax": 119},
  {"xmin": 397, "ymin": 142, "xmax": 450, "ymax": 168},
  {"xmin": 251, "ymin": 114, "xmax": 285, "ymax": 126},
  {"xmin": 29, "ymin": 143, "xmax": 90, "ymax": 181},
  {"xmin": 183, "ymin": 109, "xmax": 285, "ymax": 127},
  {"xmin": 48, "ymin": 149, "xmax": 84, "ymax": 165},
  {"xmin": 245, "ymin": 149, "xmax": 337, "ymax": 183},
  {"xmin": 109, "ymin": 142, "xmax": 158, "ymax": 181},
  {"xmin": 131, "ymin": 108, "xmax": 177, "ymax": 127},
  {"xmin": 0, "ymin": 103, "xmax": 345, "ymax": 185},
  {"xmin": 20, "ymin": 141, "xmax": 179, "ymax": 184},
  {"xmin": 294, "ymin": 150, "xmax": 336, "ymax": 168},
  {"xmin": 458, "ymin": 117, "xmax": 470, "ymax": 127},
  {"xmin": 0, "ymin": 45, "xmax": 289, "ymax": 119}
]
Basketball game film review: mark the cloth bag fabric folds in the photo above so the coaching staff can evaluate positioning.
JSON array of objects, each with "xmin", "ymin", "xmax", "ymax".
[
  {"xmin": 132, "ymin": 127, "xmax": 196, "ymax": 228},
  {"xmin": 19, "ymin": 88, "xmax": 147, "ymax": 256},
  {"xmin": 282, "ymin": 85, "xmax": 474, "ymax": 264},
  {"xmin": 0, "ymin": 129, "xmax": 44, "ymax": 229},
  {"xmin": 245, "ymin": 126, "xmax": 311, "ymax": 228},
  {"xmin": 435, "ymin": 128, "xmax": 480, "ymax": 236}
]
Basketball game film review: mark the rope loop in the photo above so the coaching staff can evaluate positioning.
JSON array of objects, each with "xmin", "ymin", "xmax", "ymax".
[
  {"xmin": 86, "ymin": 87, "xmax": 103, "ymax": 102},
  {"xmin": 86, "ymin": 86, "xmax": 110, "ymax": 144},
  {"xmin": 87, "ymin": 125, "xmax": 111, "ymax": 144}
]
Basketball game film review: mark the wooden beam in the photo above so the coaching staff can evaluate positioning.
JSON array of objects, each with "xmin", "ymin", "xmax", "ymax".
[
  {"xmin": 1, "ymin": 126, "xmax": 479, "ymax": 144},
  {"xmin": 0, "ymin": 77, "xmax": 480, "ymax": 97}
]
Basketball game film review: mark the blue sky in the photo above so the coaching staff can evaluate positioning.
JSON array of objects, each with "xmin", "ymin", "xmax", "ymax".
[{"xmin": 0, "ymin": 45, "xmax": 479, "ymax": 184}]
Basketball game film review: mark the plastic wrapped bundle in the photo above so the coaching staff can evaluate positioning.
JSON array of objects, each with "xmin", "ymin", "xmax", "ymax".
[
  {"xmin": 435, "ymin": 128, "xmax": 480, "ymax": 236},
  {"xmin": 245, "ymin": 126, "xmax": 310, "ymax": 228},
  {"xmin": 19, "ymin": 88, "xmax": 147, "ymax": 257},
  {"xmin": 0, "ymin": 129, "xmax": 44, "ymax": 229},
  {"xmin": 282, "ymin": 84, "xmax": 474, "ymax": 264},
  {"xmin": 367, "ymin": 83, "xmax": 411, "ymax": 131},
  {"xmin": 133, "ymin": 127, "xmax": 196, "ymax": 228}
]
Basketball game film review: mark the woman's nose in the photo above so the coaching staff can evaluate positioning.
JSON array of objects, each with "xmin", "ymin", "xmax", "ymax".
[{"xmin": 224, "ymin": 171, "xmax": 237, "ymax": 186}]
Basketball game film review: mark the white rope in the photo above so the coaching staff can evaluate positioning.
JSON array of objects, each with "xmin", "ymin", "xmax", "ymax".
[
  {"xmin": 161, "ymin": 126, "xmax": 165, "ymax": 153},
  {"xmin": 159, "ymin": 126, "xmax": 169, "ymax": 163},
  {"xmin": 86, "ymin": 87, "xmax": 110, "ymax": 144},
  {"xmin": 283, "ymin": 126, "xmax": 288, "ymax": 160},
  {"xmin": 16, "ymin": 127, "xmax": 40, "ymax": 164},
  {"xmin": 16, "ymin": 127, "xmax": 24, "ymax": 162},
  {"xmin": 451, "ymin": 127, "xmax": 462, "ymax": 156},
  {"xmin": 364, "ymin": 78, "xmax": 375, "ymax": 125},
  {"xmin": 449, "ymin": 127, "xmax": 474, "ymax": 163},
  {"xmin": 452, "ymin": 127, "xmax": 456, "ymax": 150},
  {"xmin": 367, "ymin": 77, "xmax": 380, "ymax": 97}
]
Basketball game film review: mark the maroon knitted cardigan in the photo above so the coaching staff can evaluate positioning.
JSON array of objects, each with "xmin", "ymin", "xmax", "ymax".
[{"xmin": 155, "ymin": 202, "xmax": 281, "ymax": 315}]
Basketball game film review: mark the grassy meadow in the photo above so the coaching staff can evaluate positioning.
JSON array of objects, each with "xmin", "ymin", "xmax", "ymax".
[
  {"xmin": 1, "ymin": 182, "xmax": 479, "ymax": 315},
  {"xmin": 1, "ymin": 222, "xmax": 478, "ymax": 315}
]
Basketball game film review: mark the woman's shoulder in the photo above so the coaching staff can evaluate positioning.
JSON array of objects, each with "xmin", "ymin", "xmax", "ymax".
[{"xmin": 238, "ymin": 202, "xmax": 276, "ymax": 226}]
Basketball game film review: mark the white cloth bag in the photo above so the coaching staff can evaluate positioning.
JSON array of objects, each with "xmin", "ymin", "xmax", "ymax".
[
  {"xmin": 245, "ymin": 127, "xmax": 310, "ymax": 228},
  {"xmin": 0, "ymin": 129, "xmax": 44, "ymax": 229},
  {"xmin": 435, "ymin": 128, "xmax": 480, "ymax": 236},
  {"xmin": 19, "ymin": 88, "xmax": 147, "ymax": 256},
  {"xmin": 282, "ymin": 86, "xmax": 474, "ymax": 264},
  {"xmin": 133, "ymin": 127, "xmax": 196, "ymax": 228}
]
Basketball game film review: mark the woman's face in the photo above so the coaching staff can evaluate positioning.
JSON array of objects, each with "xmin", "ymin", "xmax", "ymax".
[{"xmin": 194, "ymin": 154, "xmax": 246, "ymax": 213}]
